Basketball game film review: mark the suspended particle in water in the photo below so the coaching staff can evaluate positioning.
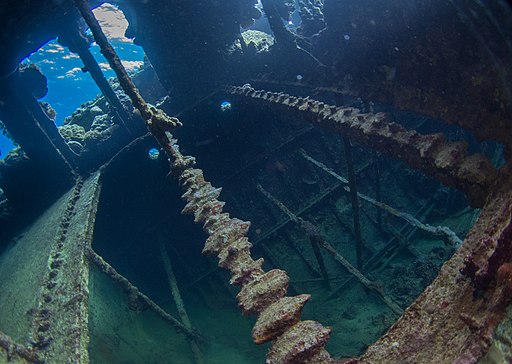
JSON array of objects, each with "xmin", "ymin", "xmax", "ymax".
[
  {"xmin": 344, "ymin": 34, "xmax": 350, "ymax": 40},
  {"xmin": 296, "ymin": 74, "xmax": 303, "ymax": 81},
  {"xmin": 148, "ymin": 148, "xmax": 160, "ymax": 160},
  {"xmin": 220, "ymin": 101, "xmax": 232, "ymax": 112}
]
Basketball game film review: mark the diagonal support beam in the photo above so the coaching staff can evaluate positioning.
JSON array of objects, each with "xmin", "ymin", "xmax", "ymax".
[
  {"xmin": 87, "ymin": 248, "xmax": 205, "ymax": 344},
  {"xmin": 223, "ymin": 85, "xmax": 498, "ymax": 207},
  {"xmin": 58, "ymin": 17, "xmax": 134, "ymax": 133},
  {"xmin": 74, "ymin": 2, "xmax": 333, "ymax": 362}
]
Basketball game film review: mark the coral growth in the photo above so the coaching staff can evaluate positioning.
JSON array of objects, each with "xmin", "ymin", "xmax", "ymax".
[
  {"xmin": 59, "ymin": 124, "xmax": 85, "ymax": 144},
  {"xmin": 241, "ymin": 30, "xmax": 275, "ymax": 54}
]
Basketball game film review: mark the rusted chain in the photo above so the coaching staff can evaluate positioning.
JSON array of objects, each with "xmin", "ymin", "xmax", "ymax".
[
  {"xmin": 74, "ymin": 3, "xmax": 333, "ymax": 362},
  {"xmin": 223, "ymin": 84, "xmax": 497, "ymax": 207}
]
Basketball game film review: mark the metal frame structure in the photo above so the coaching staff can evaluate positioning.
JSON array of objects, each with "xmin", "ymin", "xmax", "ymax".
[{"xmin": 0, "ymin": 1, "xmax": 511, "ymax": 363}]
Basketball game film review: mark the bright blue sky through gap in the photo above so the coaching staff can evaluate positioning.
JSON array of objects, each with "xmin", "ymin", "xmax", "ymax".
[{"xmin": 0, "ymin": 3, "xmax": 145, "ymax": 159}]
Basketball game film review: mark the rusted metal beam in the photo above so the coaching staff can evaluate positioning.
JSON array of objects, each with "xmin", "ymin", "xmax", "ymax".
[
  {"xmin": 254, "ymin": 181, "xmax": 345, "ymax": 245},
  {"xmin": 253, "ymin": 160, "xmax": 374, "ymax": 249},
  {"xmin": 299, "ymin": 149, "xmax": 463, "ymax": 247},
  {"xmin": 223, "ymin": 85, "xmax": 497, "ymax": 207},
  {"xmin": 167, "ymin": 137, "xmax": 332, "ymax": 363}
]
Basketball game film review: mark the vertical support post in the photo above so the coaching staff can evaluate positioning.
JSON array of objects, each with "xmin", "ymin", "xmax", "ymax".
[
  {"xmin": 159, "ymin": 240, "xmax": 204, "ymax": 364},
  {"xmin": 309, "ymin": 235, "xmax": 331, "ymax": 290},
  {"xmin": 372, "ymin": 151, "xmax": 382, "ymax": 227},
  {"xmin": 342, "ymin": 136, "xmax": 364, "ymax": 271}
]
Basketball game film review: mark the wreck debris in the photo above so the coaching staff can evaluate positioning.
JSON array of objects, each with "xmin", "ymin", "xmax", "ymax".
[
  {"xmin": 256, "ymin": 184, "xmax": 404, "ymax": 316},
  {"xmin": 86, "ymin": 247, "xmax": 204, "ymax": 344},
  {"xmin": 361, "ymin": 198, "xmax": 437, "ymax": 282},
  {"xmin": 0, "ymin": 331, "xmax": 43, "ymax": 364},
  {"xmin": 73, "ymin": 3, "xmax": 501, "ymax": 362},
  {"xmin": 309, "ymin": 232, "xmax": 330, "ymax": 289},
  {"xmin": 320, "ymin": 241, "xmax": 404, "ymax": 316},
  {"xmin": 260, "ymin": 0, "xmax": 295, "ymax": 50},
  {"xmin": 159, "ymin": 241, "xmax": 204, "ymax": 364},
  {"xmin": 0, "ymin": 0, "xmax": 507, "ymax": 362},
  {"xmin": 299, "ymin": 149, "xmax": 464, "ymax": 247},
  {"xmin": 223, "ymin": 85, "xmax": 497, "ymax": 207},
  {"xmin": 254, "ymin": 160, "xmax": 375, "ymax": 247},
  {"xmin": 260, "ymin": 0, "xmax": 326, "ymax": 69}
]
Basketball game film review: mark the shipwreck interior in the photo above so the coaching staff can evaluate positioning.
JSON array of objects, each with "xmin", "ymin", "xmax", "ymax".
[{"xmin": 0, "ymin": 0, "xmax": 512, "ymax": 363}]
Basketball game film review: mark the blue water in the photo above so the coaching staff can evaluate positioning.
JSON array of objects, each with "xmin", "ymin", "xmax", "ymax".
[{"xmin": 0, "ymin": 32, "xmax": 144, "ymax": 158}]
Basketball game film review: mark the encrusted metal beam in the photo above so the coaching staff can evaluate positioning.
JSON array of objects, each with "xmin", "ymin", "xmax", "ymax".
[
  {"xmin": 73, "ymin": 0, "xmax": 182, "ymax": 140},
  {"xmin": 250, "ymin": 76, "xmax": 512, "ymax": 158},
  {"xmin": 27, "ymin": 172, "xmax": 101, "ymax": 363},
  {"xmin": 223, "ymin": 85, "xmax": 498, "ymax": 207},
  {"xmin": 0, "ymin": 331, "xmax": 43, "ymax": 364},
  {"xmin": 87, "ymin": 248, "xmax": 204, "ymax": 344},
  {"xmin": 159, "ymin": 240, "xmax": 204, "ymax": 364}
]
